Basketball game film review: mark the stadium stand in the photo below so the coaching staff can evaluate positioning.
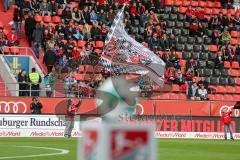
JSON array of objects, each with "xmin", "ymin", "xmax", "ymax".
[{"xmin": 0, "ymin": 0, "xmax": 239, "ymax": 100}]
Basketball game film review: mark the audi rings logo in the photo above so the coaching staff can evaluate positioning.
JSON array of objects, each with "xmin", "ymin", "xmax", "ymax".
[
  {"xmin": 0, "ymin": 101, "xmax": 27, "ymax": 113},
  {"xmin": 134, "ymin": 103, "xmax": 144, "ymax": 115},
  {"xmin": 219, "ymin": 105, "xmax": 239, "ymax": 117}
]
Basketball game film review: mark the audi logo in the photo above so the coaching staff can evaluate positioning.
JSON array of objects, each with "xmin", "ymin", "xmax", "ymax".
[
  {"xmin": 0, "ymin": 101, "xmax": 27, "ymax": 113},
  {"xmin": 219, "ymin": 105, "xmax": 239, "ymax": 117}
]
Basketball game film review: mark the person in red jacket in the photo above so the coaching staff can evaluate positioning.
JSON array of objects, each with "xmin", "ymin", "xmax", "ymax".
[
  {"xmin": 165, "ymin": 66, "xmax": 178, "ymax": 84},
  {"xmin": 7, "ymin": 28, "xmax": 19, "ymax": 46},
  {"xmin": 221, "ymin": 108, "xmax": 234, "ymax": 140}
]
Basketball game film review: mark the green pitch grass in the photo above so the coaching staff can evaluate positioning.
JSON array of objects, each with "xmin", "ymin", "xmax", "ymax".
[{"xmin": 0, "ymin": 138, "xmax": 239, "ymax": 160}]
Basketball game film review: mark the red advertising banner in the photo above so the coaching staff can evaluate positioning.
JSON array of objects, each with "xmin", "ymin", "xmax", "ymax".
[{"xmin": 0, "ymin": 97, "xmax": 238, "ymax": 117}]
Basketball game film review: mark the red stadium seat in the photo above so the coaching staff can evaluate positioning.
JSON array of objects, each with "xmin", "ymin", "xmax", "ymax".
[
  {"xmin": 153, "ymin": 85, "xmax": 160, "ymax": 91},
  {"xmin": 2, "ymin": 46, "xmax": 10, "ymax": 53},
  {"xmin": 221, "ymin": 9, "xmax": 228, "ymax": 15},
  {"xmin": 191, "ymin": 1, "xmax": 198, "ymax": 7},
  {"xmin": 214, "ymin": 1, "xmax": 222, "ymax": 8},
  {"xmin": 225, "ymin": 86, "xmax": 235, "ymax": 93},
  {"xmin": 10, "ymin": 47, "xmax": 19, "ymax": 54},
  {"xmin": 233, "ymin": 94, "xmax": 240, "ymax": 99},
  {"xmin": 210, "ymin": 45, "xmax": 217, "ymax": 52},
  {"xmin": 204, "ymin": 8, "xmax": 212, "ymax": 15},
  {"xmin": 95, "ymin": 41, "xmax": 104, "ymax": 49},
  {"xmin": 208, "ymin": 94, "xmax": 214, "ymax": 100},
  {"xmin": 179, "ymin": 7, "xmax": 187, "ymax": 14},
  {"xmin": 34, "ymin": 15, "xmax": 42, "ymax": 22},
  {"xmin": 198, "ymin": 1, "xmax": 206, "ymax": 7},
  {"xmin": 231, "ymin": 31, "xmax": 238, "ymax": 38},
  {"xmin": 231, "ymin": 38, "xmax": 237, "ymax": 45},
  {"xmin": 232, "ymin": 61, "xmax": 239, "ymax": 69},
  {"xmin": 212, "ymin": 9, "xmax": 219, "ymax": 15},
  {"xmin": 43, "ymin": 16, "xmax": 52, "ymax": 23},
  {"xmin": 214, "ymin": 94, "xmax": 223, "ymax": 101},
  {"xmin": 78, "ymin": 40, "xmax": 86, "ymax": 47},
  {"xmin": 227, "ymin": 9, "xmax": 235, "ymax": 15},
  {"xmin": 159, "ymin": 93, "xmax": 169, "ymax": 100},
  {"xmin": 236, "ymin": 86, "xmax": 240, "ymax": 93},
  {"xmin": 176, "ymin": 52, "xmax": 182, "ymax": 59},
  {"xmin": 78, "ymin": 25, "xmax": 83, "ymax": 30},
  {"xmin": 169, "ymin": 93, "xmax": 178, "ymax": 100},
  {"xmin": 173, "ymin": 0, "xmax": 181, "ymax": 6},
  {"xmin": 224, "ymin": 61, "xmax": 231, "ymax": 68},
  {"xmin": 229, "ymin": 69, "xmax": 239, "ymax": 77},
  {"xmin": 182, "ymin": 1, "xmax": 190, "ymax": 6},
  {"xmin": 216, "ymin": 86, "xmax": 225, "ymax": 93},
  {"xmin": 85, "ymin": 65, "xmax": 94, "ymax": 73},
  {"xmin": 52, "ymin": 16, "xmax": 61, "ymax": 23},
  {"xmin": 172, "ymin": 84, "xmax": 180, "ymax": 92},
  {"xmin": 178, "ymin": 93, "xmax": 186, "ymax": 100},
  {"xmin": 206, "ymin": 1, "xmax": 213, "ymax": 8},
  {"xmin": 165, "ymin": 0, "xmax": 172, "ymax": 6},
  {"xmin": 79, "ymin": 65, "xmax": 85, "ymax": 72},
  {"xmin": 180, "ymin": 59, "xmax": 186, "ymax": 67},
  {"xmin": 223, "ymin": 94, "xmax": 234, "ymax": 101},
  {"xmin": 236, "ymin": 78, "xmax": 240, "ymax": 85}
]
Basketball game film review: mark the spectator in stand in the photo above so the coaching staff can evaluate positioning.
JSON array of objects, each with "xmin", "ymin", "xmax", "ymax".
[
  {"xmin": 198, "ymin": 84, "xmax": 208, "ymax": 100},
  {"xmin": 7, "ymin": 28, "xmax": 19, "ymax": 46},
  {"xmin": 209, "ymin": 15, "xmax": 220, "ymax": 30},
  {"xmin": 29, "ymin": 67, "xmax": 42, "ymax": 97},
  {"xmin": 221, "ymin": 0, "xmax": 233, "ymax": 9},
  {"xmin": 195, "ymin": 7, "xmax": 207, "ymax": 22},
  {"xmin": 13, "ymin": 6, "xmax": 23, "ymax": 37},
  {"xmin": 49, "ymin": 0, "xmax": 58, "ymax": 15},
  {"xmin": 107, "ymin": 8, "xmax": 115, "ymax": 25},
  {"xmin": 0, "ymin": 27, "xmax": 7, "ymax": 46},
  {"xmin": 221, "ymin": 29, "xmax": 232, "ymax": 45},
  {"xmin": 140, "ymin": 9, "xmax": 150, "ymax": 27},
  {"xmin": 215, "ymin": 51, "xmax": 224, "ymax": 69},
  {"xmin": 91, "ymin": 23, "xmax": 102, "ymax": 40},
  {"xmin": 43, "ymin": 46, "xmax": 57, "ymax": 73},
  {"xmin": 90, "ymin": 9, "xmax": 98, "ymax": 25},
  {"xmin": 185, "ymin": 6, "xmax": 195, "ymax": 22},
  {"xmin": 56, "ymin": 54, "xmax": 69, "ymax": 79},
  {"xmin": 30, "ymin": 0, "xmax": 40, "ymax": 14},
  {"xmin": 43, "ymin": 72, "xmax": 55, "ymax": 97},
  {"xmin": 169, "ymin": 50, "xmax": 180, "ymax": 69},
  {"xmin": 189, "ymin": 20, "xmax": 203, "ymax": 37},
  {"xmin": 186, "ymin": 58, "xmax": 197, "ymax": 74},
  {"xmin": 18, "ymin": 69, "xmax": 29, "ymax": 96},
  {"xmin": 39, "ymin": 0, "xmax": 50, "ymax": 16},
  {"xmin": 222, "ymin": 44, "xmax": 234, "ymax": 61},
  {"xmin": 62, "ymin": 6, "xmax": 72, "ymax": 23},
  {"xmin": 177, "ymin": 68, "xmax": 184, "ymax": 85},
  {"xmin": 72, "ymin": 7, "xmax": 83, "ymax": 24},
  {"xmin": 165, "ymin": 66, "xmax": 178, "ymax": 84},
  {"xmin": 32, "ymin": 23, "xmax": 43, "ymax": 58},
  {"xmin": 4, "ymin": 0, "xmax": 9, "ymax": 12},
  {"xmin": 98, "ymin": 8, "xmax": 108, "ymax": 24},
  {"xmin": 82, "ymin": 22, "xmax": 91, "ymax": 40},
  {"xmin": 187, "ymin": 77, "xmax": 199, "ymax": 100},
  {"xmin": 232, "ymin": 14, "xmax": 240, "ymax": 31},
  {"xmin": 234, "ymin": 44, "xmax": 240, "ymax": 62},
  {"xmin": 21, "ymin": 0, "xmax": 31, "ymax": 14},
  {"xmin": 65, "ymin": 72, "xmax": 77, "ymax": 97},
  {"xmin": 212, "ymin": 30, "xmax": 221, "ymax": 46},
  {"xmin": 25, "ymin": 13, "xmax": 36, "ymax": 47},
  {"xmin": 30, "ymin": 97, "xmax": 43, "ymax": 114}
]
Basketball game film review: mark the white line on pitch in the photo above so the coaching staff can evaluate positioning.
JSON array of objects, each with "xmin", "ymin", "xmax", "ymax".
[{"xmin": 0, "ymin": 146, "xmax": 69, "ymax": 159}]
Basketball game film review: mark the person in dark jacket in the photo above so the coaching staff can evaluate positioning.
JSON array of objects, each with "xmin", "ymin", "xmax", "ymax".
[
  {"xmin": 25, "ymin": 13, "xmax": 36, "ymax": 46},
  {"xmin": 43, "ymin": 47, "xmax": 57, "ymax": 73},
  {"xmin": 17, "ymin": 69, "xmax": 29, "ymax": 96},
  {"xmin": 30, "ymin": 97, "xmax": 43, "ymax": 114},
  {"xmin": 32, "ymin": 23, "xmax": 43, "ymax": 58},
  {"xmin": 13, "ymin": 6, "xmax": 23, "ymax": 37}
]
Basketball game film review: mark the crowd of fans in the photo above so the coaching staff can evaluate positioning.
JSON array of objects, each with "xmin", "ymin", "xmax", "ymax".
[{"xmin": 0, "ymin": 0, "xmax": 239, "ymax": 100}]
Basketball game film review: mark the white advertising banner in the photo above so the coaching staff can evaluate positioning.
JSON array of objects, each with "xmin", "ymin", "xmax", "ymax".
[{"xmin": 0, "ymin": 115, "xmax": 81, "ymax": 137}]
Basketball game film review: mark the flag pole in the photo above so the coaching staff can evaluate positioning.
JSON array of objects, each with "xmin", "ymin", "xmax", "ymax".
[{"xmin": 104, "ymin": 4, "xmax": 126, "ymax": 45}]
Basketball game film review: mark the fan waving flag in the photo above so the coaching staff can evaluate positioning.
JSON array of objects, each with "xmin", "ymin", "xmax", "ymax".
[{"xmin": 100, "ymin": 5, "xmax": 165, "ymax": 86}]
